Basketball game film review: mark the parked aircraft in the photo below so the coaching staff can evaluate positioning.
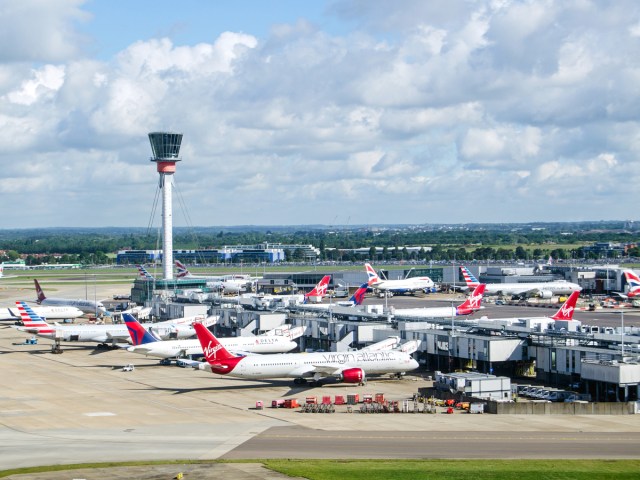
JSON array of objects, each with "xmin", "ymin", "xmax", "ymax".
[
  {"xmin": 193, "ymin": 322, "xmax": 419, "ymax": 385},
  {"xmin": 124, "ymin": 314, "xmax": 298, "ymax": 359},
  {"xmin": 14, "ymin": 301, "xmax": 197, "ymax": 347},
  {"xmin": 34, "ymin": 279, "xmax": 107, "ymax": 315},
  {"xmin": 175, "ymin": 260, "xmax": 251, "ymax": 294},
  {"xmin": 303, "ymin": 275, "xmax": 331, "ymax": 303},
  {"xmin": 0, "ymin": 304, "xmax": 84, "ymax": 322},
  {"xmin": 298, "ymin": 283, "xmax": 376, "ymax": 311},
  {"xmin": 479, "ymin": 290, "xmax": 581, "ymax": 323},
  {"xmin": 459, "ymin": 266, "xmax": 581, "ymax": 298},
  {"xmin": 393, "ymin": 284, "xmax": 486, "ymax": 318},
  {"xmin": 365, "ymin": 263, "xmax": 435, "ymax": 295},
  {"xmin": 136, "ymin": 265, "xmax": 155, "ymax": 280},
  {"xmin": 623, "ymin": 270, "xmax": 640, "ymax": 298}
]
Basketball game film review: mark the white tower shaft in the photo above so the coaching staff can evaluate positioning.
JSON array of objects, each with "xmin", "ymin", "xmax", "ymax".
[{"xmin": 161, "ymin": 174, "xmax": 173, "ymax": 280}]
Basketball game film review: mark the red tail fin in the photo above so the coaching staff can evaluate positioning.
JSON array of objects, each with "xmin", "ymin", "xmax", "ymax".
[
  {"xmin": 456, "ymin": 284, "xmax": 486, "ymax": 315},
  {"xmin": 550, "ymin": 291, "xmax": 580, "ymax": 321},
  {"xmin": 193, "ymin": 323, "xmax": 242, "ymax": 375},
  {"xmin": 305, "ymin": 275, "xmax": 331, "ymax": 299},
  {"xmin": 34, "ymin": 279, "xmax": 46, "ymax": 303}
]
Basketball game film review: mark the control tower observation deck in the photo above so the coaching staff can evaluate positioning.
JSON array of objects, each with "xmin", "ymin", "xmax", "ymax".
[{"xmin": 149, "ymin": 132, "xmax": 183, "ymax": 281}]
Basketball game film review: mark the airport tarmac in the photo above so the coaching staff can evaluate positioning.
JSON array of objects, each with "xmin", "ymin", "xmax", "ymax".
[{"xmin": 2, "ymin": 280, "xmax": 640, "ymax": 476}]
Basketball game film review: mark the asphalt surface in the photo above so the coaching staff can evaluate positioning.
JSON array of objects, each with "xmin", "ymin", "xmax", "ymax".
[{"xmin": 2, "ymin": 279, "xmax": 640, "ymax": 479}]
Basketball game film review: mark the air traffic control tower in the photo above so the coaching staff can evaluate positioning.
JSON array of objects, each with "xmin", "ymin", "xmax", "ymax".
[{"xmin": 149, "ymin": 132, "xmax": 182, "ymax": 280}]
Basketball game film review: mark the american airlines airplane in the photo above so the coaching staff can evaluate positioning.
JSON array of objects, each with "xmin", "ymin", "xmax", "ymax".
[
  {"xmin": 365, "ymin": 263, "xmax": 435, "ymax": 295},
  {"xmin": 34, "ymin": 279, "xmax": 107, "ymax": 315},
  {"xmin": 123, "ymin": 314, "xmax": 298, "ymax": 359},
  {"xmin": 393, "ymin": 284, "xmax": 486, "ymax": 318},
  {"xmin": 460, "ymin": 266, "xmax": 581, "ymax": 299},
  {"xmin": 193, "ymin": 322, "xmax": 419, "ymax": 385},
  {"xmin": 175, "ymin": 260, "xmax": 252, "ymax": 294},
  {"xmin": 14, "ymin": 302, "xmax": 197, "ymax": 346}
]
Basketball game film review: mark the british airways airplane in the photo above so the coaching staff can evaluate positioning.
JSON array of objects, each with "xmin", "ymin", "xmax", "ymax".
[
  {"xmin": 365, "ymin": 263, "xmax": 435, "ymax": 296},
  {"xmin": 193, "ymin": 322, "xmax": 419, "ymax": 386},
  {"xmin": 460, "ymin": 266, "xmax": 581, "ymax": 299}
]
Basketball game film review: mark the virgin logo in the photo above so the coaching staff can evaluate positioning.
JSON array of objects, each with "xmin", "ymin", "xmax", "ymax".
[
  {"xmin": 468, "ymin": 295, "xmax": 481, "ymax": 308},
  {"xmin": 558, "ymin": 305, "xmax": 574, "ymax": 318},
  {"xmin": 204, "ymin": 341, "xmax": 223, "ymax": 359},
  {"xmin": 317, "ymin": 284, "xmax": 328, "ymax": 295}
]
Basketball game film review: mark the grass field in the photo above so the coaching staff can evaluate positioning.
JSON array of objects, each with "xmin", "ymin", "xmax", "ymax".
[
  {"xmin": 263, "ymin": 459, "xmax": 640, "ymax": 479},
  {"xmin": 2, "ymin": 459, "xmax": 640, "ymax": 479}
]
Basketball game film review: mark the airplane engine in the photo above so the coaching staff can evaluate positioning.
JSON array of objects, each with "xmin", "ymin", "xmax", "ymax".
[
  {"xmin": 340, "ymin": 367, "xmax": 366, "ymax": 384},
  {"xmin": 539, "ymin": 291, "xmax": 553, "ymax": 299}
]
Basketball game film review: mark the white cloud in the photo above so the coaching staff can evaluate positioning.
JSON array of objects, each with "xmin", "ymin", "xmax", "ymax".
[{"xmin": 1, "ymin": 0, "xmax": 640, "ymax": 226}]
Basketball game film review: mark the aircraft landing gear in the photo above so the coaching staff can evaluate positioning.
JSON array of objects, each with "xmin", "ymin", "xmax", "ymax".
[{"xmin": 51, "ymin": 339, "xmax": 63, "ymax": 354}]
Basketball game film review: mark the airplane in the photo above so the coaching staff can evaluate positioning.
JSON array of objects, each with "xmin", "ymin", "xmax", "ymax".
[
  {"xmin": 303, "ymin": 275, "xmax": 331, "ymax": 303},
  {"xmin": 294, "ymin": 283, "xmax": 370, "ymax": 311},
  {"xmin": 13, "ymin": 301, "xmax": 198, "ymax": 347},
  {"xmin": 478, "ymin": 290, "xmax": 581, "ymax": 323},
  {"xmin": 459, "ymin": 266, "xmax": 581, "ymax": 299},
  {"xmin": 613, "ymin": 270, "xmax": 640, "ymax": 300},
  {"xmin": 392, "ymin": 284, "xmax": 486, "ymax": 318},
  {"xmin": 136, "ymin": 264, "xmax": 155, "ymax": 280},
  {"xmin": 34, "ymin": 279, "xmax": 107, "ymax": 316},
  {"xmin": 0, "ymin": 304, "xmax": 84, "ymax": 322},
  {"xmin": 192, "ymin": 321, "xmax": 419, "ymax": 386},
  {"xmin": 365, "ymin": 263, "xmax": 435, "ymax": 296},
  {"xmin": 624, "ymin": 270, "xmax": 640, "ymax": 298},
  {"xmin": 175, "ymin": 260, "xmax": 251, "ymax": 294},
  {"xmin": 123, "ymin": 313, "xmax": 298, "ymax": 360}
]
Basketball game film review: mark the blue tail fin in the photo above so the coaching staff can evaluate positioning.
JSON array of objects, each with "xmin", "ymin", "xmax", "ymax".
[{"xmin": 123, "ymin": 313, "xmax": 159, "ymax": 345}]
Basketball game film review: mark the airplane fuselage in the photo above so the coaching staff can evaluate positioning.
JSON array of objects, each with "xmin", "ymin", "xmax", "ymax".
[
  {"xmin": 128, "ymin": 335, "xmax": 298, "ymax": 359},
  {"xmin": 203, "ymin": 348, "xmax": 418, "ymax": 379},
  {"xmin": 39, "ymin": 297, "xmax": 106, "ymax": 315}
]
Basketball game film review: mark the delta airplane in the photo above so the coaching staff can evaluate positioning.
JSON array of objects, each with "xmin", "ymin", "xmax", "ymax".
[
  {"xmin": 193, "ymin": 322, "xmax": 419, "ymax": 385},
  {"xmin": 34, "ymin": 279, "xmax": 107, "ymax": 315},
  {"xmin": 365, "ymin": 263, "xmax": 435, "ymax": 296},
  {"xmin": 175, "ymin": 260, "xmax": 251, "ymax": 294},
  {"xmin": 392, "ymin": 284, "xmax": 486, "ymax": 318},
  {"xmin": 13, "ymin": 301, "xmax": 198, "ymax": 346},
  {"xmin": 0, "ymin": 304, "xmax": 84, "ymax": 322},
  {"xmin": 460, "ymin": 266, "xmax": 581, "ymax": 298},
  {"xmin": 124, "ymin": 314, "xmax": 298, "ymax": 359}
]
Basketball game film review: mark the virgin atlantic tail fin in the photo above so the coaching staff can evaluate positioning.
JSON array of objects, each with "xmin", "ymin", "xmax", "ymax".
[
  {"xmin": 304, "ymin": 275, "xmax": 331, "ymax": 303},
  {"xmin": 550, "ymin": 291, "xmax": 580, "ymax": 321},
  {"xmin": 455, "ymin": 284, "xmax": 486, "ymax": 315},
  {"xmin": 193, "ymin": 323, "xmax": 238, "ymax": 362},
  {"xmin": 33, "ymin": 279, "xmax": 46, "ymax": 303}
]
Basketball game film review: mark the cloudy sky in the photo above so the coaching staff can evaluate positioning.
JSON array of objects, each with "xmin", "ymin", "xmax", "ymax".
[{"xmin": 1, "ymin": 0, "xmax": 639, "ymax": 228}]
